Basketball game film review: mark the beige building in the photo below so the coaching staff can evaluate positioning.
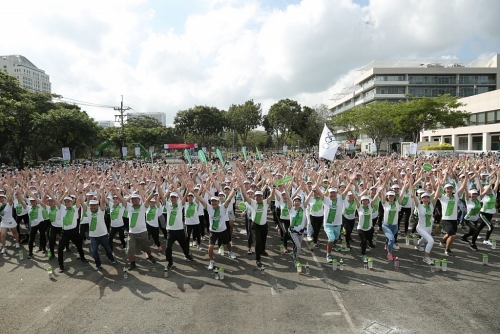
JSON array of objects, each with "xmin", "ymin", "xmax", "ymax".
[
  {"xmin": 0, "ymin": 55, "xmax": 51, "ymax": 93},
  {"xmin": 421, "ymin": 89, "xmax": 500, "ymax": 152}
]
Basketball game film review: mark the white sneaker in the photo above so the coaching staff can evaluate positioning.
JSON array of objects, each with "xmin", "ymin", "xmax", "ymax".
[
  {"xmin": 423, "ymin": 257, "xmax": 433, "ymax": 265},
  {"xmin": 477, "ymin": 236, "xmax": 482, "ymax": 240},
  {"xmin": 15, "ymin": 243, "xmax": 20, "ymax": 249},
  {"xmin": 393, "ymin": 244, "xmax": 400, "ymax": 250},
  {"xmin": 0, "ymin": 247, "xmax": 5, "ymax": 254},
  {"xmin": 415, "ymin": 245, "xmax": 425, "ymax": 252},
  {"xmin": 227, "ymin": 251, "xmax": 236, "ymax": 259},
  {"xmin": 207, "ymin": 260, "xmax": 215, "ymax": 270},
  {"xmin": 483, "ymin": 240, "xmax": 493, "ymax": 246}
]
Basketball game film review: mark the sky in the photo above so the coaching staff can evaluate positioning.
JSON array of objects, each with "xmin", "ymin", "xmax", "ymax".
[{"xmin": 1, "ymin": 0, "xmax": 499, "ymax": 125}]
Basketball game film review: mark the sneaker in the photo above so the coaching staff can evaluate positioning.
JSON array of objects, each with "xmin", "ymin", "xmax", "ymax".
[
  {"xmin": 445, "ymin": 249, "xmax": 454, "ymax": 257},
  {"xmin": 477, "ymin": 235, "xmax": 482, "ymax": 240},
  {"xmin": 28, "ymin": 253, "xmax": 34, "ymax": 259},
  {"xmin": 157, "ymin": 246, "xmax": 163, "ymax": 252},
  {"xmin": 470, "ymin": 244, "xmax": 478, "ymax": 251},
  {"xmin": 59, "ymin": 266, "xmax": 64, "ymax": 273},
  {"xmin": 422, "ymin": 257, "xmax": 433, "ymax": 265},
  {"xmin": 459, "ymin": 237, "xmax": 470, "ymax": 244},
  {"xmin": 367, "ymin": 243, "xmax": 375, "ymax": 249},
  {"xmin": 198, "ymin": 245, "xmax": 203, "ymax": 251},
  {"xmin": 0, "ymin": 247, "xmax": 5, "ymax": 254},
  {"xmin": 326, "ymin": 254, "xmax": 333, "ymax": 263},
  {"xmin": 185, "ymin": 254, "xmax": 194, "ymax": 261},
  {"xmin": 128, "ymin": 262, "xmax": 137, "ymax": 271},
  {"xmin": 393, "ymin": 244, "xmax": 400, "ymax": 250},
  {"xmin": 227, "ymin": 251, "xmax": 236, "ymax": 259},
  {"xmin": 93, "ymin": 266, "xmax": 102, "ymax": 271},
  {"xmin": 439, "ymin": 241, "xmax": 445, "ymax": 247},
  {"xmin": 387, "ymin": 253, "xmax": 393, "ymax": 261},
  {"xmin": 48, "ymin": 254, "xmax": 55, "ymax": 261},
  {"xmin": 256, "ymin": 261, "xmax": 263, "ymax": 268},
  {"xmin": 15, "ymin": 243, "xmax": 20, "ymax": 249},
  {"xmin": 384, "ymin": 245, "xmax": 387, "ymax": 251},
  {"xmin": 110, "ymin": 260, "xmax": 116, "ymax": 265},
  {"xmin": 247, "ymin": 248, "xmax": 252, "ymax": 255},
  {"xmin": 147, "ymin": 256, "xmax": 157, "ymax": 264},
  {"xmin": 165, "ymin": 263, "xmax": 174, "ymax": 271},
  {"xmin": 290, "ymin": 251, "xmax": 296, "ymax": 259},
  {"xmin": 415, "ymin": 245, "xmax": 425, "ymax": 252},
  {"xmin": 361, "ymin": 255, "xmax": 367, "ymax": 262},
  {"xmin": 314, "ymin": 243, "xmax": 319, "ymax": 249},
  {"xmin": 261, "ymin": 251, "xmax": 269, "ymax": 257},
  {"xmin": 333, "ymin": 246, "xmax": 342, "ymax": 252},
  {"xmin": 483, "ymin": 240, "xmax": 493, "ymax": 246},
  {"xmin": 208, "ymin": 260, "xmax": 215, "ymax": 271}
]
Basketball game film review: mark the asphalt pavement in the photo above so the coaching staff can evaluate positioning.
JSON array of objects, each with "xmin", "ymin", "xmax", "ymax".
[{"xmin": 1, "ymin": 212, "xmax": 500, "ymax": 334}]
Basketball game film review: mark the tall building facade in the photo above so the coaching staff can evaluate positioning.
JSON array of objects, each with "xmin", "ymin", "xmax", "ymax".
[
  {"xmin": 329, "ymin": 54, "xmax": 500, "ymax": 152},
  {"xmin": 127, "ymin": 112, "xmax": 167, "ymax": 126},
  {"xmin": 0, "ymin": 55, "xmax": 51, "ymax": 93}
]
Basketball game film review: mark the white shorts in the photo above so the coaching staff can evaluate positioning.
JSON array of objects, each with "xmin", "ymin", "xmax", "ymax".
[
  {"xmin": 228, "ymin": 211, "xmax": 235, "ymax": 221},
  {"xmin": 1, "ymin": 220, "xmax": 17, "ymax": 228}
]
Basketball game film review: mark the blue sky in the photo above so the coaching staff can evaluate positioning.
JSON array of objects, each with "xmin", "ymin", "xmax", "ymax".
[{"xmin": 0, "ymin": 0, "xmax": 499, "ymax": 123}]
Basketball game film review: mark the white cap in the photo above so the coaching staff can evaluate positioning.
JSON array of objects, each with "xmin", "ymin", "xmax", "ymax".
[
  {"xmin": 63, "ymin": 196, "xmax": 73, "ymax": 201},
  {"xmin": 469, "ymin": 189, "xmax": 479, "ymax": 195},
  {"xmin": 86, "ymin": 192, "xmax": 94, "ymax": 196},
  {"xmin": 347, "ymin": 191, "xmax": 353, "ymax": 196},
  {"xmin": 28, "ymin": 197, "xmax": 35, "ymax": 201},
  {"xmin": 293, "ymin": 196, "xmax": 302, "ymax": 201},
  {"xmin": 210, "ymin": 196, "xmax": 219, "ymax": 201},
  {"xmin": 417, "ymin": 189, "xmax": 425, "ymax": 194},
  {"xmin": 188, "ymin": 192, "xmax": 194, "ymax": 196},
  {"xmin": 170, "ymin": 192, "xmax": 179, "ymax": 198},
  {"xmin": 246, "ymin": 189, "xmax": 254, "ymax": 193},
  {"xmin": 386, "ymin": 191, "xmax": 396, "ymax": 196},
  {"xmin": 421, "ymin": 192, "xmax": 430, "ymax": 198},
  {"xmin": 328, "ymin": 187, "xmax": 337, "ymax": 193},
  {"xmin": 391, "ymin": 184, "xmax": 400, "ymax": 189},
  {"xmin": 255, "ymin": 191, "xmax": 263, "ymax": 196},
  {"xmin": 89, "ymin": 200, "xmax": 99, "ymax": 205},
  {"xmin": 131, "ymin": 194, "xmax": 141, "ymax": 199},
  {"xmin": 360, "ymin": 195, "xmax": 370, "ymax": 202},
  {"xmin": 444, "ymin": 183, "xmax": 454, "ymax": 189}
]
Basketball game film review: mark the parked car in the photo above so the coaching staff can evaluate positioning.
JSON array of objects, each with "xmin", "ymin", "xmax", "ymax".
[{"xmin": 48, "ymin": 157, "xmax": 64, "ymax": 163}]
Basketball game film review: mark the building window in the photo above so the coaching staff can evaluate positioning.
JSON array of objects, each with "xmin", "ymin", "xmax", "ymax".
[
  {"xmin": 458, "ymin": 137, "xmax": 468, "ymax": 150},
  {"xmin": 487, "ymin": 111, "xmax": 496, "ymax": 124},
  {"xmin": 459, "ymin": 75, "xmax": 496, "ymax": 85},
  {"xmin": 375, "ymin": 75, "xmax": 405, "ymax": 82},
  {"xmin": 477, "ymin": 113, "xmax": 485, "ymax": 125},
  {"xmin": 376, "ymin": 86, "xmax": 405, "ymax": 94}
]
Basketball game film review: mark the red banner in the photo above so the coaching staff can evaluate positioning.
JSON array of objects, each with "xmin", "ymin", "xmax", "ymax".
[{"xmin": 164, "ymin": 143, "xmax": 197, "ymax": 149}]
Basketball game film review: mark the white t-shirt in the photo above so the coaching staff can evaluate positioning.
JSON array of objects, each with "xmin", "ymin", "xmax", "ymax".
[
  {"xmin": 184, "ymin": 200, "xmax": 199, "ymax": 225},
  {"xmin": 109, "ymin": 204, "xmax": 124, "ymax": 228},
  {"xmin": 27, "ymin": 204, "xmax": 44, "ymax": 227},
  {"xmin": 440, "ymin": 193, "xmax": 459, "ymax": 221},
  {"xmin": 206, "ymin": 205, "xmax": 228, "ymax": 233},
  {"xmin": 0, "ymin": 203, "xmax": 15, "ymax": 224},
  {"xmin": 289, "ymin": 206, "xmax": 307, "ymax": 232},
  {"xmin": 323, "ymin": 197, "xmax": 343, "ymax": 226},
  {"xmin": 126, "ymin": 203, "xmax": 148, "ymax": 234},
  {"xmin": 146, "ymin": 204, "xmax": 162, "ymax": 227},
  {"xmin": 342, "ymin": 199, "xmax": 357, "ymax": 220},
  {"xmin": 382, "ymin": 201, "xmax": 400, "ymax": 225},
  {"xmin": 308, "ymin": 197, "xmax": 324, "ymax": 217},
  {"xmin": 165, "ymin": 202, "xmax": 184, "ymax": 230},
  {"xmin": 87, "ymin": 208, "xmax": 108, "ymax": 238},
  {"xmin": 47, "ymin": 205, "xmax": 62, "ymax": 228},
  {"xmin": 60, "ymin": 205, "xmax": 79, "ymax": 230},
  {"xmin": 248, "ymin": 199, "xmax": 268, "ymax": 226},
  {"xmin": 357, "ymin": 205, "xmax": 373, "ymax": 231},
  {"xmin": 416, "ymin": 202, "xmax": 434, "ymax": 229}
]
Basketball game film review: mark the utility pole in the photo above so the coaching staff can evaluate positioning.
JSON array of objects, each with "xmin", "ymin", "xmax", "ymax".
[{"xmin": 114, "ymin": 95, "xmax": 131, "ymax": 159}]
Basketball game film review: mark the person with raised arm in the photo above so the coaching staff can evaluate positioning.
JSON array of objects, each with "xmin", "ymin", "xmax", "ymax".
[{"xmin": 0, "ymin": 184, "xmax": 20, "ymax": 254}]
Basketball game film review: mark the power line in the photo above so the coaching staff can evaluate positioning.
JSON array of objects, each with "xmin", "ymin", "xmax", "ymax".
[{"xmin": 54, "ymin": 96, "xmax": 116, "ymax": 109}]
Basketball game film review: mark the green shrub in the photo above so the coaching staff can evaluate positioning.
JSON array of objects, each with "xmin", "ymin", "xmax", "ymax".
[{"xmin": 420, "ymin": 143, "xmax": 454, "ymax": 151}]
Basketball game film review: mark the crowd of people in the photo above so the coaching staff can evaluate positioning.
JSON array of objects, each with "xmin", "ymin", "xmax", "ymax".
[{"xmin": 0, "ymin": 153, "xmax": 498, "ymax": 274}]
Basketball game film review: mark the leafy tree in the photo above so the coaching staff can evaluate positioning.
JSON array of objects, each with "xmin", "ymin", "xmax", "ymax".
[
  {"xmin": 226, "ymin": 99, "xmax": 262, "ymax": 147},
  {"xmin": 267, "ymin": 98, "xmax": 302, "ymax": 148},
  {"xmin": 356, "ymin": 102, "xmax": 398, "ymax": 151},
  {"xmin": 394, "ymin": 94, "xmax": 469, "ymax": 142},
  {"xmin": 329, "ymin": 108, "xmax": 361, "ymax": 146}
]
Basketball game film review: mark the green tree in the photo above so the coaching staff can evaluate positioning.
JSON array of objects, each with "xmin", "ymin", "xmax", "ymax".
[
  {"xmin": 329, "ymin": 108, "xmax": 361, "ymax": 146},
  {"xmin": 395, "ymin": 94, "xmax": 469, "ymax": 142},
  {"xmin": 267, "ymin": 98, "xmax": 302, "ymax": 148},
  {"xmin": 356, "ymin": 102, "xmax": 398, "ymax": 151},
  {"xmin": 226, "ymin": 99, "xmax": 262, "ymax": 146}
]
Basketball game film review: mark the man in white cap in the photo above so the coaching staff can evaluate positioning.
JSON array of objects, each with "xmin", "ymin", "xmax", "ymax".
[
  {"xmin": 81, "ymin": 188, "xmax": 116, "ymax": 270},
  {"xmin": 193, "ymin": 187, "xmax": 237, "ymax": 270}
]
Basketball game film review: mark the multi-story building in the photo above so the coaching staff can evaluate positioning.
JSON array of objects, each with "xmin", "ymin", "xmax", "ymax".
[
  {"xmin": 97, "ymin": 120, "xmax": 116, "ymax": 128},
  {"xmin": 0, "ymin": 55, "xmax": 51, "ymax": 93},
  {"xmin": 127, "ymin": 112, "xmax": 167, "ymax": 126},
  {"xmin": 329, "ymin": 53, "xmax": 500, "ymax": 152}
]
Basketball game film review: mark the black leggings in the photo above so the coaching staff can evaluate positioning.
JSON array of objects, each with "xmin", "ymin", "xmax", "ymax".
[
  {"xmin": 49, "ymin": 225, "xmax": 62, "ymax": 256},
  {"xmin": 358, "ymin": 228, "xmax": 374, "ymax": 255},
  {"xmin": 146, "ymin": 224, "xmax": 161, "ymax": 247},
  {"xmin": 16, "ymin": 213, "xmax": 29, "ymax": 235},
  {"xmin": 198, "ymin": 215, "xmax": 206, "ymax": 237},
  {"xmin": 28, "ymin": 223, "xmax": 46, "ymax": 255},
  {"xmin": 186, "ymin": 224, "xmax": 201, "ymax": 245},
  {"xmin": 463, "ymin": 220, "xmax": 480, "ymax": 246},
  {"xmin": 165, "ymin": 229, "xmax": 190, "ymax": 264},
  {"xmin": 109, "ymin": 226, "xmax": 127, "ymax": 251},
  {"xmin": 342, "ymin": 217, "xmax": 355, "ymax": 245},
  {"xmin": 252, "ymin": 223, "xmax": 268, "ymax": 262},
  {"xmin": 310, "ymin": 215, "xmax": 323, "ymax": 244},
  {"xmin": 280, "ymin": 219, "xmax": 290, "ymax": 249},
  {"xmin": 58, "ymin": 227, "xmax": 85, "ymax": 267},
  {"xmin": 478, "ymin": 212, "xmax": 495, "ymax": 241},
  {"xmin": 396, "ymin": 207, "xmax": 411, "ymax": 239}
]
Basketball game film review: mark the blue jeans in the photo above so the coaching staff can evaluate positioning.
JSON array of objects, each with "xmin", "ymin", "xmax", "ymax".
[
  {"xmin": 90, "ymin": 235, "xmax": 115, "ymax": 267},
  {"xmin": 382, "ymin": 223, "xmax": 398, "ymax": 253}
]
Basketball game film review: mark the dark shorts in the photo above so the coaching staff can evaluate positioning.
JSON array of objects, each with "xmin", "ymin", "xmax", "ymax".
[
  {"xmin": 209, "ymin": 230, "xmax": 230, "ymax": 246},
  {"xmin": 441, "ymin": 220, "xmax": 456, "ymax": 236}
]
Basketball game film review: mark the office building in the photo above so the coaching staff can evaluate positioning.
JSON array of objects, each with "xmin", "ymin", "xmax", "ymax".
[
  {"xmin": 127, "ymin": 112, "xmax": 167, "ymax": 126},
  {"xmin": 0, "ymin": 55, "xmax": 51, "ymax": 93},
  {"xmin": 329, "ymin": 53, "xmax": 500, "ymax": 152}
]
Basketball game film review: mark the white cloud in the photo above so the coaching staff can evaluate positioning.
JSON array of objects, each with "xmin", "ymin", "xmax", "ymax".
[{"xmin": 1, "ymin": 0, "xmax": 499, "ymax": 123}]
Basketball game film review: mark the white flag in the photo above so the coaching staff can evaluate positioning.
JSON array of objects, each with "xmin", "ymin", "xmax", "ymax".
[
  {"xmin": 122, "ymin": 147, "xmax": 127, "ymax": 157},
  {"xmin": 135, "ymin": 147, "xmax": 140, "ymax": 157},
  {"xmin": 61, "ymin": 147, "xmax": 70, "ymax": 162},
  {"xmin": 319, "ymin": 124, "xmax": 339, "ymax": 161}
]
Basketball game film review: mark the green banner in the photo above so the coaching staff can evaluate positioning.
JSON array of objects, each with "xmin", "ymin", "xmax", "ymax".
[
  {"xmin": 198, "ymin": 150, "xmax": 207, "ymax": 166},
  {"xmin": 242, "ymin": 146, "xmax": 247, "ymax": 160},
  {"xmin": 423, "ymin": 163, "xmax": 432, "ymax": 172},
  {"xmin": 256, "ymin": 147, "xmax": 262, "ymax": 160},
  {"xmin": 274, "ymin": 176, "xmax": 293, "ymax": 186},
  {"xmin": 216, "ymin": 148, "xmax": 225, "ymax": 166},
  {"xmin": 184, "ymin": 149, "xmax": 192, "ymax": 166}
]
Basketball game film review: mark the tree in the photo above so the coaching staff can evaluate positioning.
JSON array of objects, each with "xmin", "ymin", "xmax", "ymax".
[
  {"xmin": 173, "ymin": 105, "xmax": 225, "ymax": 154},
  {"xmin": 356, "ymin": 102, "xmax": 399, "ymax": 151},
  {"xmin": 329, "ymin": 108, "xmax": 362, "ymax": 146},
  {"xmin": 267, "ymin": 99, "xmax": 302, "ymax": 148},
  {"xmin": 394, "ymin": 94, "xmax": 469, "ymax": 142},
  {"xmin": 226, "ymin": 99, "xmax": 262, "ymax": 147}
]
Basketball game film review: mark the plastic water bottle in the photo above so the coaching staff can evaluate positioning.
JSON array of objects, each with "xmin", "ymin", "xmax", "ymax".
[
  {"xmin": 296, "ymin": 262, "xmax": 302, "ymax": 274},
  {"xmin": 492, "ymin": 239, "xmax": 497, "ymax": 250},
  {"xmin": 47, "ymin": 266, "xmax": 53, "ymax": 279},
  {"xmin": 363, "ymin": 258, "xmax": 368, "ymax": 270},
  {"xmin": 341, "ymin": 240, "xmax": 347, "ymax": 250},
  {"xmin": 215, "ymin": 269, "xmax": 220, "ymax": 279},
  {"xmin": 220, "ymin": 245, "xmax": 224, "ymax": 256},
  {"xmin": 413, "ymin": 235, "xmax": 419, "ymax": 245},
  {"xmin": 219, "ymin": 267, "xmax": 224, "ymax": 280},
  {"xmin": 305, "ymin": 262, "xmax": 310, "ymax": 275},
  {"xmin": 434, "ymin": 259, "xmax": 441, "ymax": 271},
  {"xmin": 441, "ymin": 259, "xmax": 447, "ymax": 272},
  {"xmin": 309, "ymin": 241, "xmax": 315, "ymax": 252},
  {"xmin": 332, "ymin": 259, "xmax": 337, "ymax": 271},
  {"xmin": 394, "ymin": 257, "xmax": 400, "ymax": 269},
  {"xmin": 19, "ymin": 249, "xmax": 23, "ymax": 260},
  {"xmin": 483, "ymin": 254, "xmax": 488, "ymax": 266},
  {"xmin": 372, "ymin": 237, "xmax": 377, "ymax": 246},
  {"xmin": 368, "ymin": 258, "xmax": 373, "ymax": 269},
  {"xmin": 430, "ymin": 263, "xmax": 435, "ymax": 273},
  {"xmin": 279, "ymin": 244, "xmax": 285, "ymax": 253},
  {"xmin": 260, "ymin": 266, "xmax": 265, "ymax": 277},
  {"xmin": 123, "ymin": 267, "xmax": 128, "ymax": 279},
  {"xmin": 339, "ymin": 259, "xmax": 344, "ymax": 271},
  {"xmin": 405, "ymin": 235, "xmax": 410, "ymax": 245}
]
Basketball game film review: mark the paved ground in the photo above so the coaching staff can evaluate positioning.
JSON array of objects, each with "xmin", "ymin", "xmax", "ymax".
[{"xmin": 1, "ymin": 212, "xmax": 500, "ymax": 334}]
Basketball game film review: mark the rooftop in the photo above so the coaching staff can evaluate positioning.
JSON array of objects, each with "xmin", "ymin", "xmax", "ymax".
[
  {"xmin": 0, "ymin": 55, "xmax": 39, "ymax": 69},
  {"xmin": 356, "ymin": 57, "xmax": 497, "ymax": 72}
]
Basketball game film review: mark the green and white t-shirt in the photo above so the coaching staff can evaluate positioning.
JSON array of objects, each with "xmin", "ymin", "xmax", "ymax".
[
  {"xmin": 249, "ymin": 199, "xmax": 268, "ymax": 226},
  {"xmin": 87, "ymin": 208, "xmax": 108, "ymax": 238},
  {"xmin": 481, "ymin": 193, "xmax": 497, "ymax": 214},
  {"xmin": 416, "ymin": 202, "xmax": 434, "ymax": 229},
  {"xmin": 382, "ymin": 201, "xmax": 400, "ymax": 225},
  {"xmin": 342, "ymin": 199, "xmax": 357, "ymax": 220},
  {"xmin": 309, "ymin": 197, "xmax": 324, "ymax": 218},
  {"xmin": 165, "ymin": 202, "xmax": 183, "ymax": 230},
  {"xmin": 126, "ymin": 203, "xmax": 147, "ymax": 234},
  {"xmin": 289, "ymin": 206, "xmax": 307, "ymax": 233},
  {"xmin": 60, "ymin": 205, "xmax": 79, "ymax": 230},
  {"xmin": 109, "ymin": 203, "xmax": 124, "ymax": 228},
  {"xmin": 323, "ymin": 197, "xmax": 343, "ymax": 226},
  {"xmin": 440, "ymin": 193, "xmax": 459, "ymax": 221},
  {"xmin": 46, "ymin": 205, "xmax": 62, "ymax": 228},
  {"xmin": 146, "ymin": 204, "xmax": 162, "ymax": 228},
  {"xmin": 207, "ymin": 205, "xmax": 228, "ymax": 233},
  {"xmin": 357, "ymin": 205, "xmax": 373, "ymax": 231},
  {"xmin": 184, "ymin": 200, "xmax": 199, "ymax": 225},
  {"xmin": 27, "ymin": 204, "xmax": 44, "ymax": 227},
  {"xmin": 465, "ymin": 198, "xmax": 481, "ymax": 222},
  {"xmin": 278, "ymin": 199, "xmax": 290, "ymax": 220}
]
